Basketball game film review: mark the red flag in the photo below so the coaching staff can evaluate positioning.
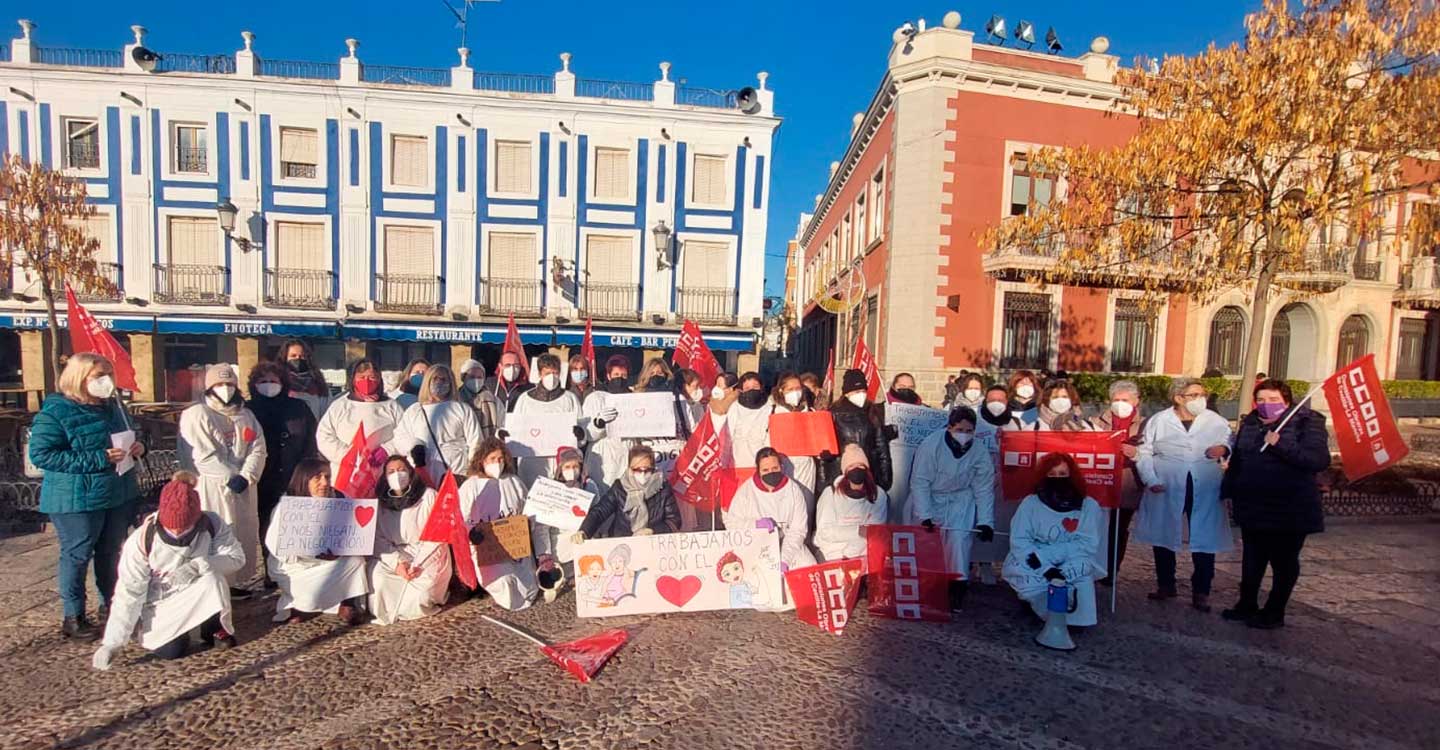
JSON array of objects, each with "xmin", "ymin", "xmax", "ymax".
[
  {"xmin": 542, "ymin": 629, "xmax": 629, "ymax": 683},
  {"xmin": 66, "ymin": 285, "xmax": 138, "ymax": 391},
  {"xmin": 1322, "ymin": 354, "xmax": 1408, "ymax": 481},
  {"xmin": 332, "ymin": 423, "xmax": 383, "ymax": 497},
  {"xmin": 820, "ymin": 348, "xmax": 835, "ymax": 401},
  {"xmin": 786, "ymin": 559, "xmax": 864, "ymax": 635},
  {"xmin": 998, "ymin": 430, "xmax": 1126, "ymax": 507},
  {"xmin": 674, "ymin": 320, "xmax": 722, "ymax": 391},
  {"xmin": 581, "ymin": 318, "xmax": 597, "ymax": 384},
  {"xmin": 850, "ymin": 337, "xmax": 881, "ymax": 402},
  {"xmin": 669, "ymin": 413, "xmax": 739, "ymax": 512},
  {"xmin": 504, "ymin": 314, "xmax": 530, "ymax": 383},
  {"xmin": 865, "ymin": 524, "xmax": 950, "ymax": 621},
  {"xmin": 420, "ymin": 471, "xmax": 478, "ymax": 590}
]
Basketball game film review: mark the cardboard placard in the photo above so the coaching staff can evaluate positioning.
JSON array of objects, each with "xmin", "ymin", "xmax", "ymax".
[
  {"xmin": 472, "ymin": 514, "xmax": 534, "ymax": 566},
  {"xmin": 525, "ymin": 477, "xmax": 596, "ymax": 532},
  {"xmin": 885, "ymin": 403, "xmax": 949, "ymax": 449},
  {"xmin": 506, "ymin": 412, "xmax": 580, "ymax": 458},
  {"xmin": 270, "ymin": 495, "xmax": 378, "ymax": 557},
  {"xmin": 574, "ymin": 530, "xmax": 783, "ymax": 617},
  {"xmin": 606, "ymin": 392, "xmax": 678, "ymax": 439},
  {"xmin": 767, "ymin": 411, "xmax": 838, "ymax": 458}
]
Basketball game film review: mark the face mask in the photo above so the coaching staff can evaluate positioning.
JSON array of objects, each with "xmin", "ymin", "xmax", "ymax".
[
  {"xmin": 760, "ymin": 471, "xmax": 784, "ymax": 488},
  {"xmin": 1048, "ymin": 397, "xmax": 1072, "ymax": 414},
  {"xmin": 541, "ymin": 373, "xmax": 560, "ymax": 391},
  {"xmin": 844, "ymin": 468, "xmax": 868, "ymax": 485},
  {"xmin": 210, "ymin": 385, "xmax": 236, "ymax": 404},
  {"xmin": 689, "ymin": 389, "xmax": 705, "ymax": 403},
  {"xmin": 387, "ymin": 471, "xmax": 410, "ymax": 493},
  {"xmin": 846, "ymin": 392, "xmax": 867, "ymax": 407},
  {"xmin": 1185, "ymin": 397, "xmax": 1208, "ymax": 416},
  {"xmin": 783, "ymin": 390, "xmax": 803, "ymax": 407},
  {"xmin": 963, "ymin": 388, "xmax": 983, "ymax": 403},
  {"xmin": 949, "ymin": 430, "xmax": 973, "ymax": 446},
  {"xmin": 353, "ymin": 377, "xmax": 380, "ymax": 398},
  {"xmin": 631, "ymin": 469, "xmax": 656, "ymax": 484},
  {"xmin": 1257, "ymin": 401, "xmax": 1288, "ymax": 420},
  {"xmin": 1111, "ymin": 400, "xmax": 1135, "ymax": 419},
  {"xmin": 408, "ymin": 373, "xmax": 425, "ymax": 389},
  {"xmin": 1016, "ymin": 384, "xmax": 1036, "ymax": 400},
  {"xmin": 465, "ymin": 377, "xmax": 485, "ymax": 393},
  {"xmin": 484, "ymin": 462, "xmax": 504, "ymax": 479},
  {"xmin": 738, "ymin": 390, "xmax": 768, "ymax": 409},
  {"xmin": 86, "ymin": 375, "xmax": 116, "ymax": 399},
  {"xmin": 431, "ymin": 381, "xmax": 451, "ymax": 397},
  {"xmin": 1043, "ymin": 477, "xmax": 1074, "ymax": 498},
  {"xmin": 891, "ymin": 387, "xmax": 918, "ymax": 403},
  {"xmin": 502, "ymin": 365, "xmax": 520, "ymax": 382},
  {"xmin": 985, "ymin": 400, "xmax": 1009, "ymax": 417},
  {"xmin": 562, "ymin": 466, "xmax": 580, "ymax": 482},
  {"xmin": 286, "ymin": 359, "xmax": 310, "ymax": 373},
  {"xmin": 256, "ymin": 382, "xmax": 283, "ymax": 398},
  {"xmin": 571, "ymin": 371, "xmax": 588, "ymax": 385},
  {"xmin": 606, "ymin": 377, "xmax": 630, "ymax": 394},
  {"xmin": 711, "ymin": 386, "xmax": 726, "ymax": 400}
]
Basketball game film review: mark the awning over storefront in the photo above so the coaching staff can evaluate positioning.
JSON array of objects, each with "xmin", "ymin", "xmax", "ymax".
[
  {"xmin": 154, "ymin": 317, "xmax": 340, "ymax": 337},
  {"xmin": 0, "ymin": 312, "xmax": 155, "ymax": 333},
  {"xmin": 339, "ymin": 321, "xmax": 553, "ymax": 345},
  {"xmin": 554, "ymin": 325, "xmax": 756, "ymax": 352}
]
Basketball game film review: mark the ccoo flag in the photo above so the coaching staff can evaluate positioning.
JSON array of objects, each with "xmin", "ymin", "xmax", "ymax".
[{"xmin": 1321, "ymin": 354, "xmax": 1408, "ymax": 481}]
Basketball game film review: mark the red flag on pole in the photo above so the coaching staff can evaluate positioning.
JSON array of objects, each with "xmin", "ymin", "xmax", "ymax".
[
  {"xmin": 66, "ymin": 285, "xmax": 138, "ymax": 391},
  {"xmin": 674, "ymin": 319, "xmax": 722, "ymax": 390},
  {"xmin": 786, "ymin": 558, "xmax": 865, "ymax": 635},
  {"xmin": 504, "ymin": 314, "xmax": 530, "ymax": 383},
  {"xmin": 865, "ymin": 524, "xmax": 951, "ymax": 621},
  {"xmin": 851, "ymin": 337, "xmax": 881, "ymax": 402},
  {"xmin": 669, "ymin": 413, "xmax": 739, "ymax": 512},
  {"xmin": 1321, "ymin": 354, "xmax": 1408, "ymax": 481},
  {"xmin": 420, "ymin": 471, "xmax": 479, "ymax": 590},
  {"xmin": 332, "ymin": 423, "xmax": 383, "ymax": 497},
  {"xmin": 581, "ymin": 318, "xmax": 597, "ymax": 383}
]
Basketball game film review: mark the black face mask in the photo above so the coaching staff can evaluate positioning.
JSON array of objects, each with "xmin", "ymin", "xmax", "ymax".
[
  {"xmin": 889, "ymin": 388, "xmax": 920, "ymax": 405},
  {"xmin": 738, "ymin": 390, "xmax": 768, "ymax": 409},
  {"xmin": 844, "ymin": 468, "xmax": 868, "ymax": 485},
  {"xmin": 286, "ymin": 359, "xmax": 310, "ymax": 373},
  {"xmin": 646, "ymin": 375, "xmax": 670, "ymax": 391},
  {"xmin": 1039, "ymin": 477, "xmax": 1083, "ymax": 513},
  {"xmin": 760, "ymin": 471, "xmax": 784, "ymax": 488},
  {"xmin": 605, "ymin": 377, "xmax": 630, "ymax": 394}
]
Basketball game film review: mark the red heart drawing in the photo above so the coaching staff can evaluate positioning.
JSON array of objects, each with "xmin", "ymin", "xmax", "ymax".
[
  {"xmin": 1061, "ymin": 518, "xmax": 1079, "ymax": 533},
  {"xmin": 241, "ymin": 427, "xmax": 256, "ymax": 443},
  {"xmin": 529, "ymin": 428, "xmax": 542, "ymax": 438},
  {"xmin": 354, "ymin": 505, "xmax": 375, "ymax": 528},
  {"xmin": 570, "ymin": 505, "xmax": 587, "ymax": 517},
  {"xmin": 655, "ymin": 575, "xmax": 702, "ymax": 608}
]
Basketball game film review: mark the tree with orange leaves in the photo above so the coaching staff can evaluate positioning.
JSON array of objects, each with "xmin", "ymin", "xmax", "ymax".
[{"xmin": 985, "ymin": 0, "xmax": 1440, "ymax": 412}]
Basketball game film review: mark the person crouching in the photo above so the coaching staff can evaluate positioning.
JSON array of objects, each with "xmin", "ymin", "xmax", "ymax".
[
  {"xmin": 1002, "ymin": 453, "xmax": 1107, "ymax": 627},
  {"xmin": 813, "ymin": 445, "xmax": 888, "ymax": 563},
  {"xmin": 368, "ymin": 455, "xmax": 453, "ymax": 625},
  {"xmin": 92, "ymin": 472, "xmax": 243, "ymax": 669},
  {"xmin": 263, "ymin": 458, "xmax": 371, "ymax": 626}
]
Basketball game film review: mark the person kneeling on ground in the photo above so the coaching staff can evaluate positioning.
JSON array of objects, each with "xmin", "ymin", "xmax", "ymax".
[
  {"xmin": 725, "ymin": 447, "xmax": 817, "ymax": 574},
  {"xmin": 264, "ymin": 458, "xmax": 371, "ymax": 626},
  {"xmin": 459, "ymin": 438, "xmax": 553, "ymax": 611},
  {"xmin": 368, "ymin": 455, "xmax": 453, "ymax": 625},
  {"xmin": 1003, "ymin": 453, "xmax": 1107, "ymax": 627},
  {"xmin": 93, "ymin": 472, "xmax": 243, "ymax": 669},
  {"xmin": 573, "ymin": 445, "xmax": 681, "ymax": 544},
  {"xmin": 813, "ymin": 444, "xmax": 888, "ymax": 562}
]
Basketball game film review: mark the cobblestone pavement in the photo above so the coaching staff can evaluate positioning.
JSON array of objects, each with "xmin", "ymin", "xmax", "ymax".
[{"xmin": 0, "ymin": 520, "xmax": 1436, "ymax": 750}]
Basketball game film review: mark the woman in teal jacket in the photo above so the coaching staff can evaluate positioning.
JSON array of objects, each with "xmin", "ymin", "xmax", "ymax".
[{"xmin": 29, "ymin": 353, "xmax": 143, "ymax": 640}]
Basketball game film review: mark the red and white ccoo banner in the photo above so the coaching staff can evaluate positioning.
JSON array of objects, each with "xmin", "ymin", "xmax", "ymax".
[
  {"xmin": 1322, "ymin": 354, "xmax": 1408, "ymax": 481},
  {"xmin": 999, "ymin": 430, "xmax": 1125, "ymax": 507}
]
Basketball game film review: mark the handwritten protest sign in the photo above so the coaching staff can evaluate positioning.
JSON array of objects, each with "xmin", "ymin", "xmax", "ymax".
[
  {"xmin": 768, "ymin": 411, "xmax": 838, "ymax": 457},
  {"xmin": 525, "ymin": 477, "xmax": 596, "ymax": 532},
  {"xmin": 885, "ymin": 403, "xmax": 949, "ymax": 448},
  {"xmin": 506, "ymin": 413, "xmax": 579, "ymax": 458},
  {"xmin": 574, "ymin": 529, "xmax": 782, "ymax": 617},
  {"xmin": 606, "ymin": 392, "xmax": 677, "ymax": 439},
  {"xmin": 472, "ymin": 515, "xmax": 534, "ymax": 566},
  {"xmin": 270, "ymin": 495, "xmax": 378, "ymax": 557}
]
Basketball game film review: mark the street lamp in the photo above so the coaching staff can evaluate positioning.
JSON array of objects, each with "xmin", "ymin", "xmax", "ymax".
[
  {"xmin": 653, "ymin": 220, "xmax": 674, "ymax": 271},
  {"xmin": 216, "ymin": 199, "xmax": 257, "ymax": 252}
]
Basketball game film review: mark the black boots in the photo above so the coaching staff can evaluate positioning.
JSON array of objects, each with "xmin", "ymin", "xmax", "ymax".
[{"xmin": 62, "ymin": 615, "xmax": 100, "ymax": 641}]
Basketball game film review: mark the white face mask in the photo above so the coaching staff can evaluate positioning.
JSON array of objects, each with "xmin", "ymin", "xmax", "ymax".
[
  {"xmin": 386, "ymin": 471, "xmax": 410, "ymax": 493},
  {"xmin": 985, "ymin": 400, "xmax": 1008, "ymax": 416},
  {"xmin": 86, "ymin": 375, "xmax": 116, "ymax": 399},
  {"xmin": 1016, "ymin": 384, "xmax": 1036, "ymax": 400},
  {"xmin": 431, "ymin": 381, "xmax": 451, "ymax": 397},
  {"xmin": 711, "ymin": 386, "xmax": 726, "ymax": 400},
  {"xmin": 962, "ymin": 388, "xmax": 982, "ymax": 403},
  {"xmin": 783, "ymin": 390, "xmax": 803, "ymax": 407},
  {"xmin": 210, "ymin": 385, "xmax": 236, "ymax": 404},
  {"xmin": 846, "ymin": 392, "xmax": 867, "ymax": 407},
  {"xmin": 465, "ymin": 377, "xmax": 485, "ymax": 393},
  {"xmin": 502, "ymin": 365, "xmax": 520, "ymax": 382},
  {"xmin": 1048, "ymin": 397, "xmax": 1072, "ymax": 414},
  {"xmin": 541, "ymin": 373, "xmax": 560, "ymax": 390},
  {"xmin": 689, "ymin": 389, "xmax": 705, "ymax": 403},
  {"xmin": 256, "ymin": 382, "xmax": 283, "ymax": 398},
  {"xmin": 949, "ymin": 431, "xmax": 974, "ymax": 446},
  {"xmin": 1185, "ymin": 397, "xmax": 1208, "ymax": 416},
  {"xmin": 484, "ymin": 462, "xmax": 504, "ymax": 479},
  {"xmin": 1111, "ymin": 400, "xmax": 1135, "ymax": 419},
  {"xmin": 562, "ymin": 466, "xmax": 580, "ymax": 482}
]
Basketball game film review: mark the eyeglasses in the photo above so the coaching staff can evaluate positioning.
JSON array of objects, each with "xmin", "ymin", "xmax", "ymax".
[{"xmin": 630, "ymin": 467, "xmax": 656, "ymax": 475}]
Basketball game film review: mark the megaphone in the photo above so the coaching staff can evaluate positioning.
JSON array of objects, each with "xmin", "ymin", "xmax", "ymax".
[
  {"xmin": 1034, "ymin": 581, "xmax": 1078, "ymax": 651},
  {"xmin": 736, "ymin": 87, "xmax": 762, "ymax": 115}
]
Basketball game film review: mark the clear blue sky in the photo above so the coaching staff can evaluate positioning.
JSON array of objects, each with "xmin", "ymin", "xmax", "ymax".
[{"xmin": 11, "ymin": 1, "xmax": 1258, "ymax": 298}]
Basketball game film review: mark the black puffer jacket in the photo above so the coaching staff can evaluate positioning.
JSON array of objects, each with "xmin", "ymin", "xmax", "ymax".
[
  {"xmin": 1221, "ymin": 407, "xmax": 1330, "ymax": 534},
  {"xmin": 581, "ymin": 481, "xmax": 681, "ymax": 539},
  {"xmin": 822, "ymin": 400, "xmax": 893, "ymax": 490},
  {"xmin": 246, "ymin": 393, "xmax": 318, "ymax": 496}
]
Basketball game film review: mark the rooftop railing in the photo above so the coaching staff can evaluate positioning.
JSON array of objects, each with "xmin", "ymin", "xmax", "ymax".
[
  {"xmin": 257, "ymin": 58, "xmax": 341, "ymax": 81},
  {"xmin": 33, "ymin": 46, "xmax": 123, "ymax": 68},
  {"xmin": 475, "ymin": 71, "xmax": 555, "ymax": 94},
  {"xmin": 576, "ymin": 78, "xmax": 654, "ymax": 101},
  {"xmin": 155, "ymin": 52, "xmax": 237, "ymax": 75},
  {"xmin": 362, "ymin": 64, "xmax": 451, "ymax": 87}
]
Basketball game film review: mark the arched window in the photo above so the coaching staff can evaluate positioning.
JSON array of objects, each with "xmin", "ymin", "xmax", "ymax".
[
  {"xmin": 1207, "ymin": 306, "xmax": 1247, "ymax": 376},
  {"xmin": 1337, "ymin": 315, "xmax": 1371, "ymax": 369},
  {"xmin": 1268, "ymin": 311, "xmax": 1291, "ymax": 380}
]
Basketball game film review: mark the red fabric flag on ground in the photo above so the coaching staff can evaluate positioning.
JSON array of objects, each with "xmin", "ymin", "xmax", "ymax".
[
  {"xmin": 674, "ymin": 320, "xmax": 722, "ymax": 391},
  {"xmin": 820, "ymin": 348, "xmax": 835, "ymax": 401},
  {"xmin": 670, "ymin": 413, "xmax": 740, "ymax": 512},
  {"xmin": 1322, "ymin": 354, "xmax": 1408, "ymax": 481},
  {"xmin": 581, "ymin": 318, "xmax": 597, "ymax": 384},
  {"xmin": 865, "ymin": 524, "xmax": 950, "ymax": 622},
  {"xmin": 332, "ymin": 423, "xmax": 383, "ymax": 497},
  {"xmin": 787, "ymin": 558, "xmax": 865, "ymax": 635},
  {"xmin": 504, "ymin": 314, "xmax": 530, "ymax": 383},
  {"xmin": 998, "ymin": 430, "xmax": 1126, "ymax": 507},
  {"xmin": 66, "ymin": 285, "xmax": 138, "ymax": 391},
  {"xmin": 768, "ymin": 411, "xmax": 839, "ymax": 458},
  {"xmin": 850, "ymin": 338, "xmax": 881, "ymax": 403},
  {"xmin": 420, "ymin": 471, "xmax": 478, "ymax": 590}
]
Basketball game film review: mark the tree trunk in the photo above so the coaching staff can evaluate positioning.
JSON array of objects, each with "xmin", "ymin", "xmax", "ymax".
[
  {"xmin": 1238, "ymin": 265, "xmax": 1274, "ymax": 417},
  {"xmin": 41, "ymin": 272, "xmax": 62, "ymax": 387}
]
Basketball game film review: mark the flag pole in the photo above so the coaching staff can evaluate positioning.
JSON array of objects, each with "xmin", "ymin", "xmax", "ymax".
[
  {"xmin": 1110, "ymin": 509, "xmax": 1119, "ymax": 615},
  {"xmin": 1259, "ymin": 382, "xmax": 1324, "ymax": 453}
]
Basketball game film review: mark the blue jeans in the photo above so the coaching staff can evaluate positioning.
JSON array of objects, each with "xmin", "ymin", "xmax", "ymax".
[{"xmin": 49, "ymin": 502, "xmax": 135, "ymax": 618}]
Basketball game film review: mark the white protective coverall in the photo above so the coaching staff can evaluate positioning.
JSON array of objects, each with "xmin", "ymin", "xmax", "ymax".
[
  {"xmin": 1002, "ymin": 494, "xmax": 1107, "ymax": 627},
  {"xmin": 178, "ymin": 401, "xmax": 267, "ymax": 585},
  {"xmin": 369, "ymin": 488, "xmax": 453, "ymax": 625},
  {"xmin": 459, "ymin": 474, "xmax": 551, "ymax": 611},
  {"xmin": 263, "ymin": 502, "xmax": 371, "ymax": 619},
  {"xmin": 909, "ymin": 428, "xmax": 996, "ymax": 580},
  {"xmin": 510, "ymin": 389, "xmax": 583, "ymax": 488},
  {"xmin": 316, "ymin": 396, "xmax": 407, "ymax": 479},
  {"xmin": 1134, "ymin": 408, "xmax": 1234, "ymax": 555},
  {"xmin": 724, "ymin": 475, "xmax": 817, "ymax": 571},
  {"xmin": 396, "ymin": 400, "xmax": 485, "ymax": 486},
  {"xmin": 813, "ymin": 480, "xmax": 889, "ymax": 562}
]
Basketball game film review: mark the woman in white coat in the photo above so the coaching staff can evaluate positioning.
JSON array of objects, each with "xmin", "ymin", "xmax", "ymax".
[
  {"xmin": 459, "ymin": 438, "xmax": 550, "ymax": 610},
  {"xmin": 368, "ymin": 455, "xmax": 452, "ymax": 625},
  {"xmin": 1135, "ymin": 378, "xmax": 1234, "ymax": 612},
  {"xmin": 969, "ymin": 385, "xmax": 1013, "ymax": 583},
  {"xmin": 178, "ymin": 364, "xmax": 267, "ymax": 596},
  {"xmin": 723, "ymin": 373, "xmax": 775, "ymax": 482},
  {"xmin": 397, "ymin": 365, "xmax": 484, "ymax": 486},
  {"xmin": 1003, "ymin": 453, "xmax": 1107, "ymax": 627},
  {"xmin": 724, "ymin": 448, "xmax": 817, "ymax": 574},
  {"xmin": 317, "ymin": 358, "xmax": 407, "ymax": 482},
  {"xmin": 580, "ymin": 355, "xmax": 628, "ymax": 486},
  {"xmin": 264, "ymin": 459, "xmax": 371, "ymax": 625},
  {"xmin": 92, "ymin": 473, "xmax": 243, "ymax": 669},
  {"xmin": 910, "ymin": 406, "xmax": 996, "ymax": 611},
  {"xmin": 770, "ymin": 372, "xmax": 819, "ymax": 513},
  {"xmin": 508, "ymin": 354, "xmax": 587, "ymax": 488},
  {"xmin": 814, "ymin": 445, "xmax": 888, "ymax": 562}
]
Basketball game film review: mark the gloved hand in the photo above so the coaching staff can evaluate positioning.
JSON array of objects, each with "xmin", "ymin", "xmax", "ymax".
[
  {"xmin": 225, "ymin": 475, "xmax": 249, "ymax": 494},
  {"xmin": 975, "ymin": 524, "xmax": 995, "ymax": 543},
  {"xmin": 883, "ymin": 425, "xmax": 900, "ymax": 441},
  {"xmin": 570, "ymin": 531, "xmax": 586, "ymax": 546},
  {"xmin": 467, "ymin": 526, "xmax": 485, "ymax": 544},
  {"xmin": 572, "ymin": 425, "xmax": 586, "ymax": 441},
  {"xmin": 755, "ymin": 517, "xmax": 777, "ymax": 532},
  {"xmin": 409, "ymin": 445, "xmax": 427, "ymax": 467},
  {"xmin": 169, "ymin": 561, "xmax": 201, "ymax": 587},
  {"xmin": 1026, "ymin": 552, "xmax": 1042, "ymax": 570},
  {"xmin": 921, "ymin": 519, "xmax": 937, "ymax": 532},
  {"xmin": 780, "ymin": 562, "xmax": 790, "ymax": 575},
  {"xmin": 599, "ymin": 407, "xmax": 619, "ymax": 426},
  {"xmin": 92, "ymin": 644, "xmax": 118, "ymax": 671},
  {"xmin": 497, "ymin": 429, "xmax": 510, "ymax": 441},
  {"xmin": 1043, "ymin": 567, "xmax": 1064, "ymax": 582},
  {"xmin": 818, "ymin": 450, "xmax": 837, "ymax": 462}
]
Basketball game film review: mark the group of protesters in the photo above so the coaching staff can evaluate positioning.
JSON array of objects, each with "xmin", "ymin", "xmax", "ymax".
[{"xmin": 27, "ymin": 339, "xmax": 1331, "ymax": 670}]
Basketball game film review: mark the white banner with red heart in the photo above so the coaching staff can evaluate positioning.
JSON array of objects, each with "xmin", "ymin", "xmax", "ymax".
[
  {"xmin": 604, "ymin": 392, "xmax": 678, "ymax": 439},
  {"xmin": 505, "ymin": 412, "xmax": 581, "ymax": 458},
  {"xmin": 270, "ymin": 495, "xmax": 378, "ymax": 558},
  {"xmin": 573, "ymin": 529, "xmax": 782, "ymax": 618},
  {"xmin": 525, "ymin": 476, "xmax": 596, "ymax": 532}
]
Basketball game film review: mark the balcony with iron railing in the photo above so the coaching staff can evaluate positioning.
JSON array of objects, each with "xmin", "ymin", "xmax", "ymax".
[
  {"xmin": 153, "ymin": 264, "xmax": 229, "ymax": 305},
  {"xmin": 477, "ymin": 277, "xmax": 545, "ymax": 318},
  {"xmin": 281, "ymin": 161, "xmax": 318, "ymax": 179},
  {"xmin": 579, "ymin": 282, "xmax": 641, "ymax": 321},
  {"xmin": 48, "ymin": 262, "xmax": 122, "ymax": 302},
  {"xmin": 264, "ymin": 268, "xmax": 335, "ymax": 310},
  {"xmin": 1276, "ymin": 239, "xmax": 1352, "ymax": 291},
  {"xmin": 174, "ymin": 146, "xmax": 207, "ymax": 174},
  {"xmin": 375, "ymin": 275, "xmax": 443, "ymax": 315},
  {"xmin": 676, "ymin": 287, "xmax": 738, "ymax": 325},
  {"xmin": 1353, "ymin": 258, "xmax": 1383, "ymax": 282},
  {"xmin": 1396, "ymin": 256, "xmax": 1440, "ymax": 309}
]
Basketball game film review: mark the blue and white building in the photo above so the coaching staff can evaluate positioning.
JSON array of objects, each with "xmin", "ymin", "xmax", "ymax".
[{"xmin": 0, "ymin": 21, "xmax": 778, "ymax": 402}]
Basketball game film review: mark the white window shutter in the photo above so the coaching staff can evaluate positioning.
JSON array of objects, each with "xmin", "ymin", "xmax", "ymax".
[
  {"xmin": 384, "ymin": 225, "xmax": 433, "ymax": 274},
  {"xmin": 167, "ymin": 217, "xmax": 217, "ymax": 266},
  {"xmin": 391, "ymin": 135, "xmax": 428, "ymax": 187},
  {"xmin": 280, "ymin": 127, "xmax": 318, "ymax": 165},
  {"xmin": 681, "ymin": 240, "xmax": 728, "ymax": 289},
  {"xmin": 276, "ymin": 222, "xmax": 326, "ymax": 270},
  {"xmin": 495, "ymin": 141, "xmax": 533, "ymax": 194},
  {"xmin": 586, "ymin": 235, "xmax": 633, "ymax": 284},
  {"xmin": 594, "ymin": 147, "xmax": 630, "ymax": 200},
  {"xmin": 488, "ymin": 232, "xmax": 537, "ymax": 279},
  {"xmin": 692, "ymin": 154, "xmax": 727, "ymax": 205}
]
